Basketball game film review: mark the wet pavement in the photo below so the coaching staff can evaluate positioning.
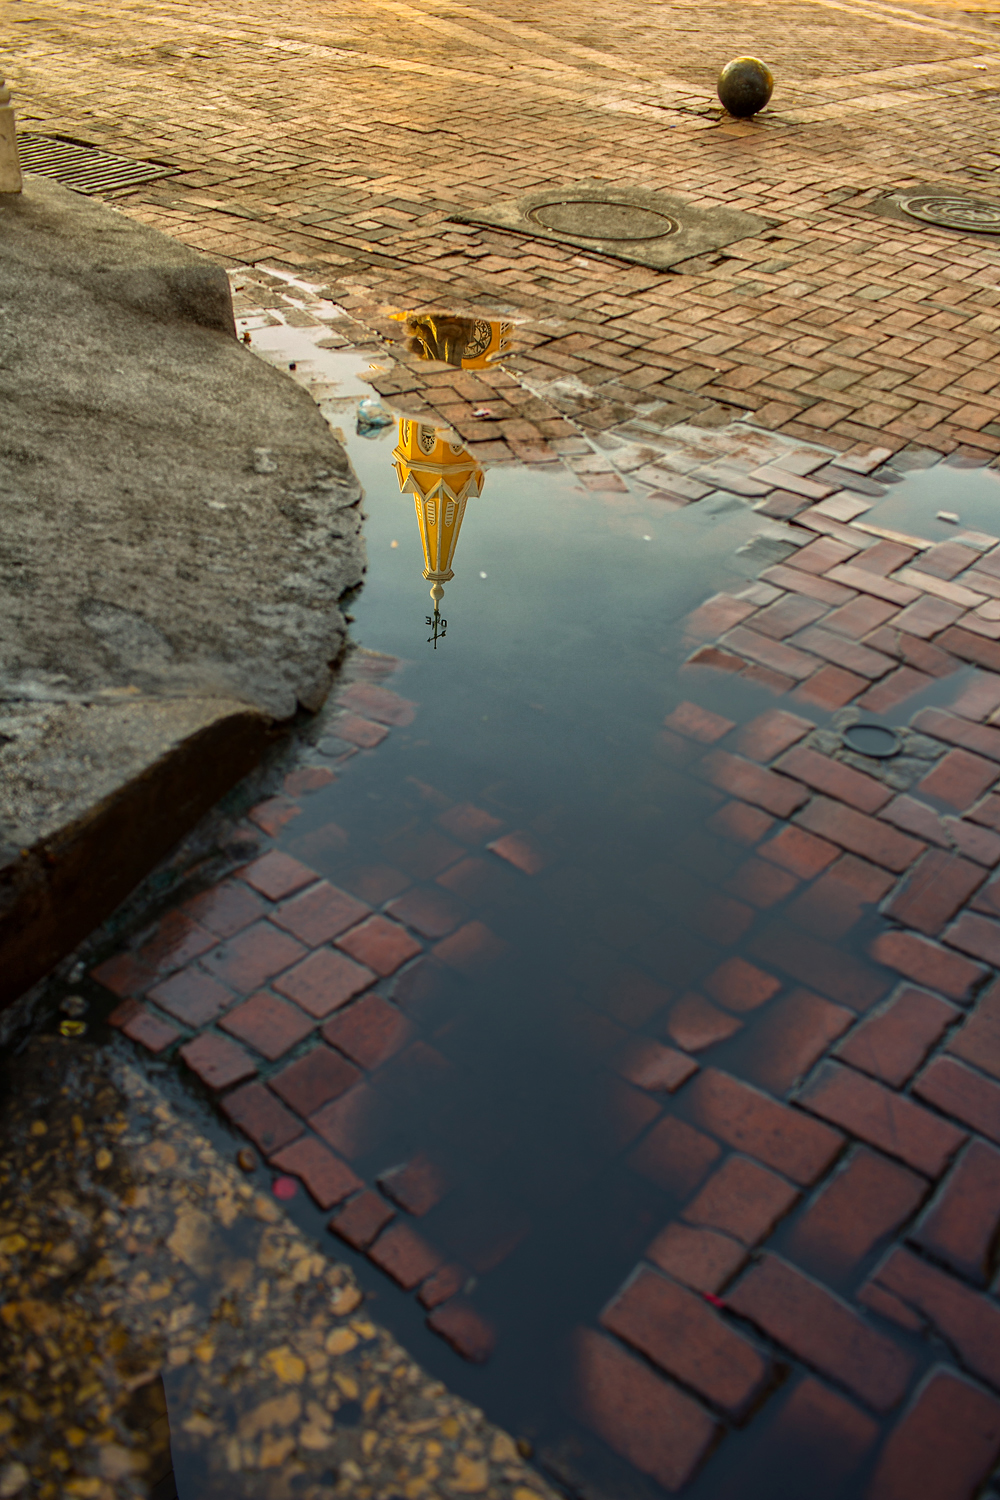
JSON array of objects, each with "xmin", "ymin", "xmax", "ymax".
[{"xmin": 2, "ymin": 273, "xmax": 997, "ymax": 1500}]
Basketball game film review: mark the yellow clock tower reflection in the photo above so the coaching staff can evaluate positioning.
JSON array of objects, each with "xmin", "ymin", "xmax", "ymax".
[{"xmin": 392, "ymin": 419, "xmax": 486, "ymax": 646}]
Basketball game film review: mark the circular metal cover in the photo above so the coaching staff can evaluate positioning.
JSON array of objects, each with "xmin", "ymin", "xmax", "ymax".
[
  {"xmin": 897, "ymin": 192, "xmax": 1000, "ymax": 234},
  {"xmin": 841, "ymin": 722, "xmax": 901, "ymax": 759},
  {"xmin": 527, "ymin": 198, "xmax": 678, "ymax": 241}
]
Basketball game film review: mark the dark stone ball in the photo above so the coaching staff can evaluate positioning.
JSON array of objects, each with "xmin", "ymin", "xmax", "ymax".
[{"xmin": 717, "ymin": 57, "xmax": 774, "ymax": 118}]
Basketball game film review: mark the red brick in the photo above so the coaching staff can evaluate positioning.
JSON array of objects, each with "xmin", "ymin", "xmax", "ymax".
[
  {"xmin": 721, "ymin": 625, "xmax": 819, "ymax": 681},
  {"xmin": 864, "ymin": 629, "xmax": 959, "ymax": 680},
  {"xmin": 787, "ymin": 855, "xmax": 895, "ymax": 941},
  {"xmin": 699, "ymin": 750, "xmax": 810, "ymax": 817},
  {"xmin": 433, "ymin": 920, "xmax": 507, "ymax": 974},
  {"xmin": 786, "ymin": 1146, "xmax": 927, "ymax": 1280},
  {"xmin": 851, "ymin": 539, "xmax": 916, "ymax": 577},
  {"xmin": 321, "ymin": 993, "xmax": 413, "ymax": 1070},
  {"xmin": 919, "ymin": 541, "xmax": 977, "ymax": 580},
  {"xmin": 92, "ymin": 952, "xmax": 155, "ymax": 999},
  {"xmin": 273, "ymin": 947, "xmax": 376, "ymax": 1018},
  {"xmin": 794, "ymin": 664, "xmax": 868, "ymax": 709},
  {"xmin": 418, "ymin": 1263, "xmax": 466, "ymax": 1310},
  {"xmin": 884, "ymin": 849, "xmax": 986, "ymax": 936},
  {"xmin": 949, "ymin": 671, "xmax": 1000, "ymax": 721},
  {"xmin": 893, "ymin": 595, "xmax": 966, "ymax": 639},
  {"xmin": 723, "ymin": 856, "xmax": 798, "ymax": 909},
  {"xmin": 239, "ymin": 850, "xmax": 318, "ymax": 901},
  {"xmin": 914, "ymin": 705, "xmax": 1000, "ymax": 763},
  {"xmin": 435, "ymin": 803, "xmax": 503, "ymax": 845},
  {"xmin": 752, "ymin": 923, "xmax": 889, "ymax": 1010},
  {"xmin": 911, "ymin": 1139, "xmax": 1000, "ymax": 1285},
  {"xmin": 968, "ymin": 792, "xmax": 1000, "ymax": 831},
  {"xmin": 826, "ymin": 563, "xmax": 919, "ymax": 605},
  {"xmin": 918, "ymin": 748, "xmax": 999, "ymax": 810},
  {"xmin": 685, "ymin": 645, "xmax": 747, "ymax": 675},
  {"xmin": 761, "ymin": 562, "xmax": 856, "ymax": 606},
  {"xmin": 726, "ymin": 1254, "xmax": 913, "ymax": 1412},
  {"xmin": 336, "ymin": 915, "xmax": 422, "ymax": 977},
  {"xmin": 825, "ymin": 594, "xmax": 899, "ymax": 638},
  {"xmin": 857, "ymin": 1282, "xmax": 923, "ymax": 1333},
  {"xmin": 329, "ymin": 1189, "xmax": 395, "ymax": 1250},
  {"xmin": 310, "ymin": 1081, "xmax": 388, "ymax": 1160},
  {"xmin": 789, "ymin": 535, "xmax": 860, "ymax": 574},
  {"xmin": 201, "ymin": 922, "xmax": 308, "ymax": 993},
  {"xmin": 283, "ymin": 765, "xmax": 335, "ymax": 796},
  {"xmin": 948, "ymin": 978, "xmax": 1000, "ymax": 1077},
  {"xmin": 879, "ymin": 794, "xmax": 950, "ymax": 847},
  {"xmin": 684, "ymin": 593, "xmax": 758, "ymax": 639},
  {"xmin": 665, "ymin": 993, "xmax": 744, "ymax": 1052},
  {"xmin": 573, "ymin": 1328, "xmax": 720, "ymax": 1492},
  {"xmin": 703, "ymin": 957, "xmax": 781, "ymax": 1014},
  {"xmin": 179, "ymin": 1031, "xmax": 256, "ymax": 1090},
  {"xmin": 383, "ymin": 825, "xmax": 464, "ymax": 879},
  {"xmin": 775, "ymin": 744, "xmax": 892, "ymax": 813},
  {"xmin": 219, "ymin": 991, "xmax": 315, "ymax": 1060},
  {"xmin": 137, "ymin": 910, "xmax": 215, "ymax": 975},
  {"xmin": 117, "ymin": 1004, "xmax": 179, "ymax": 1054},
  {"xmin": 706, "ymin": 799, "xmax": 775, "ymax": 846},
  {"xmin": 759, "ymin": 823, "xmax": 840, "ymax": 879},
  {"xmin": 248, "ymin": 795, "xmax": 301, "ymax": 838},
  {"xmin": 663, "ymin": 701, "xmax": 735, "ymax": 743},
  {"xmin": 732, "ymin": 709, "xmax": 813, "ymax": 764},
  {"xmin": 752, "ymin": 1378, "xmax": 878, "ymax": 1494},
  {"xmin": 857, "ymin": 667, "xmax": 937, "ymax": 714},
  {"xmin": 147, "ymin": 968, "xmax": 233, "ymax": 1027},
  {"xmin": 333, "ymin": 712, "xmax": 389, "ymax": 748},
  {"xmin": 685, "ymin": 1068, "xmax": 844, "ymax": 1185},
  {"xmin": 749, "ymin": 594, "xmax": 828, "ymax": 639},
  {"xmin": 270, "ymin": 1044, "xmax": 361, "ymax": 1117},
  {"xmin": 628, "ymin": 1116, "xmax": 722, "ymax": 1197},
  {"xmin": 600, "ymin": 1266, "xmax": 770, "ymax": 1418},
  {"xmin": 794, "ymin": 796, "xmax": 925, "ymax": 872},
  {"xmin": 487, "ymin": 830, "xmax": 549, "ymax": 875},
  {"xmin": 338, "ymin": 681, "xmax": 415, "ymax": 726},
  {"xmin": 614, "ymin": 1038, "xmax": 699, "ymax": 1094},
  {"xmin": 682, "ymin": 1154, "xmax": 799, "ymax": 1244},
  {"xmin": 385, "ymin": 884, "xmax": 465, "ymax": 938},
  {"xmin": 914, "ymin": 1056, "xmax": 1000, "ymax": 1145},
  {"xmin": 426, "ymin": 1298, "xmax": 496, "ymax": 1363},
  {"xmin": 868, "ymin": 1366, "xmax": 1000, "ymax": 1500},
  {"xmin": 943, "ymin": 910, "xmax": 1000, "ymax": 966},
  {"xmin": 645, "ymin": 1222, "xmax": 747, "ymax": 1293},
  {"xmin": 797, "ymin": 1061, "xmax": 966, "ymax": 1177},
  {"xmin": 220, "ymin": 1080, "xmax": 304, "ymax": 1154},
  {"xmin": 872, "ymin": 1246, "xmax": 1000, "ymax": 1390},
  {"xmin": 378, "ymin": 1152, "xmax": 448, "ymax": 1216},
  {"xmin": 272, "ymin": 882, "xmax": 371, "ymax": 946},
  {"xmin": 367, "ymin": 1221, "xmax": 443, "ymax": 1288},
  {"xmin": 268, "ymin": 1135, "xmax": 362, "ymax": 1210},
  {"xmin": 790, "ymin": 626, "xmax": 895, "ymax": 681},
  {"xmin": 741, "ymin": 988, "xmax": 853, "ymax": 1094},
  {"xmin": 836, "ymin": 987, "xmax": 958, "ymax": 1087},
  {"xmin": 871, "ymin": 929, "xmax": 987, "ymax": 1001},
  {"xmin": 181, "ymin": 879, "xmax": 265, "ymax": 938},
  {"xmin": 969, "ymin": 867, "xmax": 1000, "ymax": 923}
]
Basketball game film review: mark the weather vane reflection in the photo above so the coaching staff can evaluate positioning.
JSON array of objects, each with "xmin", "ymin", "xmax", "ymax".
[{"xmin": 392, "ymin": 417, "xmax": 486, "ymax": 648}]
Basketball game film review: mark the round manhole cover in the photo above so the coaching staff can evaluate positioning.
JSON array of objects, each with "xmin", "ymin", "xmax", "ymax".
[
  {"xmin": 897, "ymin": 192, "xmax": 1000, "ymax": 234},
  {"xmin": 841, "ymin": 722, "xmax": 901, "ymax": 759},
  {"xmin": 527, "ymin": 198, "xmax": 678, "ymax": 241}
]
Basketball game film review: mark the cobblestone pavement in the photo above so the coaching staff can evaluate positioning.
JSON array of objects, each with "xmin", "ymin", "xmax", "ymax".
[{"xmin": 8, "ymin": 0, "xmax": 1000, "ymax": 459}]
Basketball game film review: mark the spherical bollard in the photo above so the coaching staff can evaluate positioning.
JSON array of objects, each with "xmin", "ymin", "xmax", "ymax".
[{"xmin": 717, "ymin": 57, "xmax": 773, "ymax": 118}]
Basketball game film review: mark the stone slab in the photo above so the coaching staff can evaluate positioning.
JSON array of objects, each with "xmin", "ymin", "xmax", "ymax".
[
  {"xmin": 454, "ymin": 180, "xmax": 772, "ymax": 269},
  {"xmin": 0, "ymin": 176, "xmax": 367, "ymax": 1004}
]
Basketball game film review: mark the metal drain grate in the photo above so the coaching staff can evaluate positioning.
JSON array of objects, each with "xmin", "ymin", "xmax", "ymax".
[{"xmin": 15, "ymin": 134, "xmax": 177, "ymax": 194}]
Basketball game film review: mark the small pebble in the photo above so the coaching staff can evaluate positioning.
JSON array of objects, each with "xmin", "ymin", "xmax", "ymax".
[
  {"xmin": 937, "ymin": 510, "xmax": 960, "ymax": 523},
  {"xmin": 237, "ymin": 1147, "xmax": 257, "ymax": 1173}
]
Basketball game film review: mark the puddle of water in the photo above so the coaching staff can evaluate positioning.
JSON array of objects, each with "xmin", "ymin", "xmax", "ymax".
[{"xmin": 862, "ymin": 460, "xmax": 1000, "ymax": 544}]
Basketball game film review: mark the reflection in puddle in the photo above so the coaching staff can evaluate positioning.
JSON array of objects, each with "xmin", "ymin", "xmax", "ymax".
[
  {"xmin": 392, "ymin": 420, "xmax": 485, "ymax": 646},
  {"xmin": 394, "ymin": 313, "xmax": 514, "ymax": 370}
]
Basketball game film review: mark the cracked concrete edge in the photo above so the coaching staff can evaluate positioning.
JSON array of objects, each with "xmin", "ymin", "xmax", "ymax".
[
  {"xmin": 0, "ymin": 1035, "xmax": 560, "ymax": 1500},
  {"xmin": 0, "ymin": 696, "xmax": 276, "ymax": 1011}
]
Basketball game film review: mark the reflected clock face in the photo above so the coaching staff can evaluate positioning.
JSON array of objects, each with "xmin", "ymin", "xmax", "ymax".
[{"xmin": 462, "ymin": 319, "xmax": 495, "ymax": 360}]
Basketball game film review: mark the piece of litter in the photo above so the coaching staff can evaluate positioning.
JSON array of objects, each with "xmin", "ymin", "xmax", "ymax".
[
  {"xmin": 937, "ymin": 511, "xmax": 960, "ymax": 524},
  {"xmin": 472, "ymin": 407, "xmax": 494, "ymax": 419},
  {"xmin": 272, "ymin": 1176, "xmax": 298, "ymax": 1200},
  {"xmin": 702, "ymin": 1292, "xmax": 726, "ymax": 1308},
  {"xmin": 390, "ymin": 539, "xmax": 399, "ymax": 548},
  {"xmin": 642, "ymin": 535, "xmax": 652, "ymax": 541},
  {"xmin": 479, "ymin": 571, "xmax": 488, "ymax": 579}
]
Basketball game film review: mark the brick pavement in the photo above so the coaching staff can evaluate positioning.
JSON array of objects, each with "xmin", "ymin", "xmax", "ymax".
[
  {"xmin": 89, "ymin": 434, "xmax": 1000, "ymax": 1495},
  {"xmin": 8, "ymin": 0, "xmax": 1000, "ymax": 460}
]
